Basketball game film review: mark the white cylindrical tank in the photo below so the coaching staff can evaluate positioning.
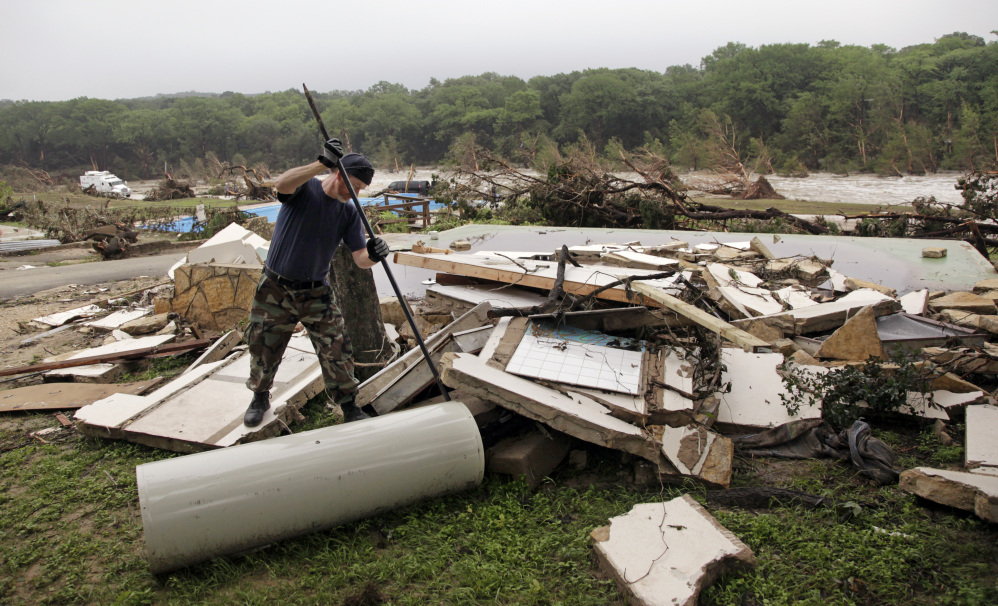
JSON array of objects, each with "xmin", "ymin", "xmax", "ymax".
[{"xmin": 137, "ymin": 402, "xmax": 484, "ymax": 573}]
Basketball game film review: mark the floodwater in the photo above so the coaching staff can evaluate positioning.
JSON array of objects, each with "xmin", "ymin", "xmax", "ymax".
[
  {"xmin": 367, "ymin": 168, "xmax": 969, "ymax": 207},
  {"xmin": 764, "ymin": 171, "xmax": 966, "ymax": 207}
]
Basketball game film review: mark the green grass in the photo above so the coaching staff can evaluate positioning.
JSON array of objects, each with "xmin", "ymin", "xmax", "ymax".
[{"xmin": 2, "ymin": 397, "xmax": 996, "ymax": 605}]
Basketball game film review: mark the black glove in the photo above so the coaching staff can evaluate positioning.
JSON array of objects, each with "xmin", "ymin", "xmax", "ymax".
[
  {"xmin": 317, "ymin": 138, "xmax": 344, "ymax": 169},
  {"xmin": 366, "ymin": 237, "xmax": 390, "ymax": 263}
]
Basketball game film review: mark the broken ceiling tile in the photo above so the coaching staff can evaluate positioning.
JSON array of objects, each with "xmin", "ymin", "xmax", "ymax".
[{"xmin": 591, "ymin": 495, "xmax": 755, "ymax": 606}]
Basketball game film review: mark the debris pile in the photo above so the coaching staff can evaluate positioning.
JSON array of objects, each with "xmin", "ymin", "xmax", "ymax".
[
  {"xmin": 144, "ymin": 179, "xmax": 195, "ymax": 201},
  {"xmin": 6, "ymin": 223, "xmax": 998, "ymax": 600}
]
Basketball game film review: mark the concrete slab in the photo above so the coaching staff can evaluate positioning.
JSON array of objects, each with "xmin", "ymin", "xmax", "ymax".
[
  {"xmin": 900, "ymin": 467, "xmax": 998, "ymax": 522},
  {"xmin": 591, "ymin": 495, "xmax": 755, "ymax": 606}
]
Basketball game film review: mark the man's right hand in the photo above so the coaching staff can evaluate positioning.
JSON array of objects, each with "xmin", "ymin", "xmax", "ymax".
[{"xmin": 318, "ymin": 138, "xmax": 344, "ymax": 168}]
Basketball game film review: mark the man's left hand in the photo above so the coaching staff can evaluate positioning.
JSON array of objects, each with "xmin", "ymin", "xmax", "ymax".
[{"xmin": 367, "ymin": 237, "xmax": 390, "ymax": 262}]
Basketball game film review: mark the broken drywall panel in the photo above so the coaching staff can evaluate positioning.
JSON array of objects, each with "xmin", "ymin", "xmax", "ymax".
[
  {"xmin": 706, "ymin": 263, "xmax": 765, "ymax": 289},
  {"xmin": 0, "ymin": 379, "xmax": 161, "ymax": 412},
  {"xmin": 75, "ymin": 361, "xmax": 227, "ymax": 432},
  {"xmin": 452, "ymin": 325, "xmax": 494, "ymax": 354},
  {"xmin": 486, "ymin": 424, "xmax": 572, "ymax": 489},
  {"xmin": 76, "ymin": 334, "xmax": 322, "ymax": 452},
  {"xmin": 487, "ymin": 317, "xmax": 529, "ymax": 370},
  {"xmin": 716, "ymin": 350, "xmax": 823, "ymax": 431},
  {"xmin": 369, "ymin": 339, "xmax": 459, "ymax": 415},
  {"xmin": 34, "ymin": 304, "xmax": 104, "ymax": 327},
  {"xmin": 563, "ymin": 388, "xmax": 648, "ymax": 420},
  {"xmin": 441, "ymin": 352, "xmax": 663, "ymax": 467},
  {"xmin": 716, "ymin": 285, "xmax": 785, "ymax": 318},
  {"xmin": 426, "ymin": 282, "xmax": 546, "ymax": 314},
  {"xmin": 629, "ymin": 281, "xmax": 770, "ymax": 352},
  {"xmin": 900, "ymin": 290, "xmax": 929, "ymax": 315},
  {"xmin": 966, "ymin": 405, "xmax": 998, "ymax": 471},
  {"xmin": 662, "ymin": 349, "xmax": 695, "ymax": 399},
  {"xmin": 44, "ymin": 334, "xmax": 177, "ymax": 381},
  {"xmin": 900, "ymin": 467, "xmax": 998, "ymax": 523},
  {"xmin": 591, "ymin": 495, "xmax": 755, "ymax": 606},
  {"xmin": 185, "ymin": 222, "xmax": 269, "ymax": 266},
  {"xmin": 904, "ymin": 390, "xmax": 986, "ymax": 421},
  {"xmin": 184, "ymin": 330, "xmax": 243, "ymax": 374},
  {"xmin": 735, "ymin": 289, "xmax": 901, "ymax": 335},
  {"xmin": 601, "ymin": 250, "xmax": 681, "ymax": 270},
  {"xmin": 356, "ymin": 302, "xmax": 493, "ymax": 406},
  {"xmin": 479, "ymin": 316, "xmax": 511, "ymax": 362},
  {"xmin": 653, "ymin": 424, "xmax": 733, "ymax": 488},
  {"xmin": 504, "ymin": 321, "xmax": 644, "ymax": 395},
  {"xmin": 824, "ymin": 268, "xmax": 850, "ymax": 293},
  {"xmin": 394, "ymin": 251, "xmax": 682, "ymax": 305},
  {"xmin": 84, "ymin": 308, "xmax": 152, "ymax": 331},
  {"xmin": 774, "ymin": 286, "xmax": 818, "ymax": 310}
]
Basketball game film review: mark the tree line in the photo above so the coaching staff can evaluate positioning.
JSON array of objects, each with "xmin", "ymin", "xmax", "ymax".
[{"xmin": 1, "ymin": 32, "xmax": 996, "ymax": 181}]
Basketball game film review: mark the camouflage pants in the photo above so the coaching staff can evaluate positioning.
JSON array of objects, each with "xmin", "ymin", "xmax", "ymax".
[{"xmin": 245, "ymin": 273, "xmax": 358, "ymax": 403}]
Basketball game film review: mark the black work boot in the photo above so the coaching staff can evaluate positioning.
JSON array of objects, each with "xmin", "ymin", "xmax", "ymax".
[
  {"xmin": 340, "ymin": 397, "xmax": 370, "ymax": 423},
  {"xmin": 243, "ymin": 391, "xmax": 270, "ymax": 427}
]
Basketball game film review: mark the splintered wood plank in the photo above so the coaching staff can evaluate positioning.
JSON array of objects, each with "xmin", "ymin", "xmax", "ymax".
[
  {"xmin": 629, "ymin": 281, "xmax": 769, "ymax": 352},
  {"xmin": 394, "ymin": 252, "xmax": 678, "ymax": 305},
  {"xmin": 0, "ymin": 379, "xmax": 162, "ymax": 412}
]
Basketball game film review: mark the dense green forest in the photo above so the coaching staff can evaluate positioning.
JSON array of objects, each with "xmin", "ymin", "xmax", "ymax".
[{"xmin": 2, "ymin": 32, "xmax": 996, "ymax": 180}]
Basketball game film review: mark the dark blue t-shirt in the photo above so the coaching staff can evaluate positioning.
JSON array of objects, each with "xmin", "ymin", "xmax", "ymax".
[{"xmin": 265, "ymin": 178, "xmax": 366, "ymax": 281}]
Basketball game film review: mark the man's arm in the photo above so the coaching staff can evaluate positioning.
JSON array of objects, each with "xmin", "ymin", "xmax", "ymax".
[
  {"xmin": 274, "ymin": 161, "xmax": 328, "ymax": 195},
  {"xmin": 352, "ymin": 236, "xmax": 390, "ymax": 269},
  {"xmin": 352, "ymin": 247, "xmax": 379, "ymax": 269}
]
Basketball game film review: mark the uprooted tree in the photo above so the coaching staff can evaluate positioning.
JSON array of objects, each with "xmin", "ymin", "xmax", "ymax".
[{"xmin": 447, "ymin": 143, "xmax": 826, "ymax": 234}]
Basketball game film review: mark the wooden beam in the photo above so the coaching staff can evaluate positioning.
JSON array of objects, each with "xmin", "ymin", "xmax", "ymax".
[
  {"xmin": 393, "ymin": 252, "xmax": 670, "ymax": 306},
  {"xmin": 628, "ymin": 282, "xmax": 769, "ymax": 352}
]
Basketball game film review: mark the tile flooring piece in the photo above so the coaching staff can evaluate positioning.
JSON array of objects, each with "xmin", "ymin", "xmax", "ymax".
[{"xmin": 504, "ymin": 322, "xmax": 643, "ymax": 395}]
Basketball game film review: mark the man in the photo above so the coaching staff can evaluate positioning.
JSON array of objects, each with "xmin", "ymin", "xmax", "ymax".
[{"xmin": 242, "ymin": 138, "xmax": 389, "ymax": 427}]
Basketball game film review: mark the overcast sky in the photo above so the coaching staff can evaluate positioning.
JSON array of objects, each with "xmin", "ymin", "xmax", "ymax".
[{"xmin": 3, "ymin": 0, "xmax": 996, "ymax": 102}]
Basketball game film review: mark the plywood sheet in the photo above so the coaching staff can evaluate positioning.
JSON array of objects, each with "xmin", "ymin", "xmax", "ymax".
[{"xmin": 0, "ymin": 379, "xmax": 161, "ymax": 412}]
